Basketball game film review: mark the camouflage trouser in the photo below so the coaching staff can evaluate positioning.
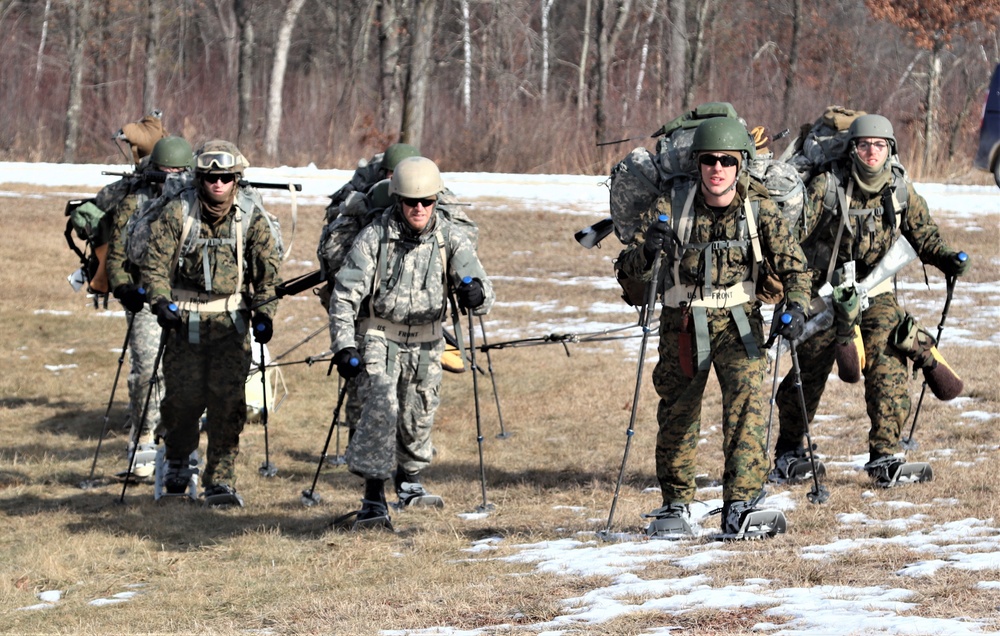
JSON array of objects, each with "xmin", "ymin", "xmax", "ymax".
[
  {"xmin": 126, "ymin": 306, "xmax": 163, "ymax": 438},
  {"xmin": 652, "ymin": 305, "xmax": 769, "ymax": 504},
  {"xmin": 775, "ymin": 292, "xmax": 908, "ymax": 458},
  {"xmin": 344, "ymin": 377, "xmax": 361, "ymax": 433},
  {"xmin": 160, "ymin": 314, "xmax": 251, "ymax": 487},
  {"xmin": 346, "ymin": 336, "xmax": 444, "ymax": 481}
]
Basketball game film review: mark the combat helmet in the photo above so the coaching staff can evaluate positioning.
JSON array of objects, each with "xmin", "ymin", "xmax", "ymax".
[
  {"xmin": 150, "ymin": 136, "xmax": 193, "ymax": 170},
  {"xmin": 383, "ymin": 143, "xmax": 420, "ymax": 173},
  {"xmin": 194, "ymin": 139, "xmax": 249, "ymax": 175},
  {"xmin": 389, "ymin": 157, "xmax": 444, "ymax": 199},
  {"xmin": 848, "ymin": 114, "xmax": 897, "ymax": 154},
  {"xmin": 691, "ymin": 117, "xmax": 756, "ymax": 163}
]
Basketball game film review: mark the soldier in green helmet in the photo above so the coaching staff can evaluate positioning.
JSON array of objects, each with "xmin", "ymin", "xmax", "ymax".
[
  {"xmin": 771, "ymin": 114, "xmax": 971, "ymax": 488},
  {"xmin": 616, "ymin": 116, "xmax": 811, "ymax": 538},
  {"xmin": 105, "ymin": 134, "xmax": 193, "ymax": 480}
]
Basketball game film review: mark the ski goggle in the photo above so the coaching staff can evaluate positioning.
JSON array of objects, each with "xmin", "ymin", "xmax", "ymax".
[
  {"xmin": 400, "ymin": 197, "xmax": 437, "ymax": 208},
  {"xmin": 698, "ymin": 154, "xmax": 739, "ymax": 168},
  {"xmin": 195, "ymin": 151, "xmax": 239, "ymax": 172}
]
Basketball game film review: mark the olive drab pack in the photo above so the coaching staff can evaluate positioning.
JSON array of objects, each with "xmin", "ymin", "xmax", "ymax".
[{"xmin": 125, "ymin": 175, "xmax": 284, "ymax": 272}]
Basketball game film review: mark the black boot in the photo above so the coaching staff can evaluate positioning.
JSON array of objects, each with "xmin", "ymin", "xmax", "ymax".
[
  {"xmin": 354, "ymin": 478, "xmax": 392, "ymax": 530},
  {"xmin": 394, "ymin": 466, "xmax": 444, "ymax": 508}
]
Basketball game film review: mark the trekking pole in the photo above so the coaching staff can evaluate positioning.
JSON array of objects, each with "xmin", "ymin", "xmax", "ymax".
[
  {"xmin": 764, "ymin": 334, "xmax": 783, "ymax": 459},
  {"xmin": 462, "ymin": 278, "xmax": 494, "ymax": 514},
  {"xmin": 256, "ymin": 340, "xmax": 278, "ymax": 478},
  {"xmin": 301, "ymin": 382, "xmax": 349, "ymax": 506},
  {"xmin": 118, "ymin": 328, "xmax": 168, "ymax": 503},
  {"xmin": 477, "ymin": 315, "xmax": 511, "ymax": 439},
  {"xmin": 601, "ymin": 215, "xmax": 667, "ymax": 537},
  {"xmin": 79, "ymin": 314, "xmax": 135, "ymax": 489},
  {"xmin": 902, "ymin": 266, "xmax": 962, "ymax": 452},
  {"xmin": 784, "ymin": 318, "xmax": 830, "ymax": 505}
]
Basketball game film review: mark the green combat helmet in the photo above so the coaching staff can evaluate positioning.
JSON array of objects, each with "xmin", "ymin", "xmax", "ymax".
[
  {"xmin": 194, "ymin": 139, "xmax": 249, "ymax": 175},
  {"xmin": 150, "ymin": 136, "xmax": 193, "ymax": 170},
  {"xmin": 389, "ymin": 156, "xmax": 444, "ymax": 199},
  {"xmin": 848, "ymin": 114, "xmax": 897, "ymax": 154},
  {"xmin": 383, "ymin": 143, "xmax": 420, "ymax": 173},
  {"xmin": 691, "ymin": 117, "xmax": 756, "ymax": 163}
]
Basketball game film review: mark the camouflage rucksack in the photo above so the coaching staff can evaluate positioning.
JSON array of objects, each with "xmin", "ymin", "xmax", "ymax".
[{"xmin": 126, "ymin": 175, "xmax": 284, "ymax": 272}]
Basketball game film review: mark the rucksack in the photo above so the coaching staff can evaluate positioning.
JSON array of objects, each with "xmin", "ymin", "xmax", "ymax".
[
  {"xmin": 748, "ymin": 152, "xmax": 806, "ymax": 235},
  {"xmin": 125, "ymin": 174, "xmax": 284, "ymax": 274},
  {"xmin": 324, "ymin": 153, "xmax": 385, "ymax": 223},
  {"xmin": 318, "ymin": 181, "xmax": 477, "ymax": 281},
  {"xmin": 64, "ymin": 167, "xmax": 154, "ymax": 294},
  {"xmin": 779, "ymin": 105, "xmax": 866, "ymax": 182},
  {"xmin": 609, "ymin": 103, "xmax": 790, "ymax": 306}
]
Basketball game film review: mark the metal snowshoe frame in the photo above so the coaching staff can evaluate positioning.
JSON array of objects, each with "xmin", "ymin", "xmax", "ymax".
[{"xmin": 153, "ymin": 445, "xmax": 200, "ymax": 502}]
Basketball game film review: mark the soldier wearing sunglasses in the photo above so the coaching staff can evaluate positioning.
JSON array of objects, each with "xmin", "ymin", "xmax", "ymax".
[
  {"xmin": 142, "ymin": 139, "xmax": 283, "ymax": 507},
  {"xmin": 615, "ymin": 116, "xmax": 811, "ymax": 539},
  {"xmin": 328, "ymin": 156, "xmax": 493, "ymax": 530}
]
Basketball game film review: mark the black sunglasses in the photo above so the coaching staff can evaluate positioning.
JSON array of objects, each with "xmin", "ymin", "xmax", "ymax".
[
  {"xmin": 202, "ymin": 173, "xmax": 236, "ymax": 184},
  {"xmin": 401, "ymin": 197, "xmax": 436, "ymax": 208},
  {"xmin": 698, "ymin": 154, "xmax": 739, "ymax": 168}
]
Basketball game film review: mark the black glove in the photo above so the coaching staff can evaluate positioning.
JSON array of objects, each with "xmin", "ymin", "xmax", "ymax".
[
  {"xmin": 113, "ymin": 283, "xmax": 146, "ymax": 313},
  {"xmin": 456, "ymin": 277, "xmax": 485, "ymax": 310},
  {"xmin": 777, "ymin": 302, "xmax": 807, "ymax": 342},
  {"xmin": 251, "ymin": 313, "xmax": 273, "ymax": 344},
  {"xmin": 642, "ymin": 215, "xmax": 673, "ymax": 261},
  {"xmin": 153, "ymin": 298, "xmax": 183, "ymax": 332},
  {"xmin": 334, "ymin": 347, "xmax": 363, "ymax": 379},
  {"xmin": 939, "ymin": 250, "xmax": 970, "ymax": 278}
]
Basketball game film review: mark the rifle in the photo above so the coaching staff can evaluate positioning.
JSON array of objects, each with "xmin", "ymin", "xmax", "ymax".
[
  {"xmin": 101, "ymin": 170, "xmax": 303, "ymax": 192},
  {"xmin": 792, "ymin": 236, "xmax": 918, "ymax": 347}
]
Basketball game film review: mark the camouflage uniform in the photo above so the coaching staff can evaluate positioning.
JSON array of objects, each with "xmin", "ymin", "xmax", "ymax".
[
  {"xmin": 105, "ymin": 180, "xmax": 163, "ymax": 443},
  {"xmin": 618, "ymin": 176, "xmax": 810, "ymax": 504},
  {"xmin": 141, "ymin": 187, "xmax": 281, "ymax": 488},
  {"xmin": 774, "ymin": 171, "xmax": 958, "ymax": 459},
  {"xmin": 330, "ymin": 206, "xmax": 493, "ymax": 481}
]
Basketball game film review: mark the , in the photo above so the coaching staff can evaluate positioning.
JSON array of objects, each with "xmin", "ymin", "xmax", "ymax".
[{"xmin": 974, "ymin": 63, "xmax": 1000, "ymax": 189}]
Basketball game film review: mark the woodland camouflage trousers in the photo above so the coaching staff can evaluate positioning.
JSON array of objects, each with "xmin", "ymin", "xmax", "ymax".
[
  {"xmin": 652, "ymin": 305, "xmax": 769, "ymax": 505},
  {"xmin": 160, "ymin": 314, "xmax": 251, "ymax": 487},
  {"xmin": 775, "ymin": 292, "xmax": 909, "ymax": 459}
]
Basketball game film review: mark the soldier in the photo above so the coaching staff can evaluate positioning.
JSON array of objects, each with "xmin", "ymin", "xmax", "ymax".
[
  {"xmin": 772, "ymin": 114, "xmax": 970, "ymax": 487},
  {"xmin": 323, "ymin": 142, "xmax": 420, "ymax": 225},
  {"xmin": 105, "ymin": 136, "xmax": 193, "ymax": 479},
  {"xmin": 329, "ymin": 156, "xmax": 493, "ymax": 530},
  {"xmin": 142, "ymin": 140, "xmax": 282, "ymax": 506},
  {"xmin": 616, "ymin": 117, "xmax": 811, "ymax": 538}
]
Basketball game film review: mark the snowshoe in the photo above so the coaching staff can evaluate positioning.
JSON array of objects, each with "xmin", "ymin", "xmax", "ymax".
[
  {"xmin": 394, "ymin": 468, "xmax": 444, "ymax": 509},
  {"xmin": 642, "ymin": 503, "xmax": 695, "ymax": 539},
  {"xmin": 332, "ymin": 499, "xmax": 394, "ymax": 532},
  {"xmin": 153, "ymin": 446, "xmax": 199, "ymax": 501},
  {"xmin": 203, "ymin": 483, "xmax": 245, "ymax": 508},
  {"xmin": 865, "ymin": 455, "xmax": 933, "ymax": 488},
  {"xmin": 115, "ymin": 431, "xmax": 157, "ymax": 482},
  {"xmin": 717, "ymin": 500, "xmax": 787, "ymax": 541},
  {"xmin": 768, "ymin": 447, "xmax": 825, "ymax": 484}
]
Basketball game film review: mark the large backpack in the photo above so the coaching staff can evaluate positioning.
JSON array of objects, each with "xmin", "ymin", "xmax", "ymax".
[
  {"xmin": 64, "ymin": 167, "xmax": 153, "ymax": 294},
  {"xmin": 608, "ymin": 103, "xmax": 794, "ymax": 306},
  {"xmin": 125, "ymin": 174, "xmax": 284, "ymax": 273},
  {"xmin": 324, "ymin": 153, "xmax": 385, "ymax": 223}
]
